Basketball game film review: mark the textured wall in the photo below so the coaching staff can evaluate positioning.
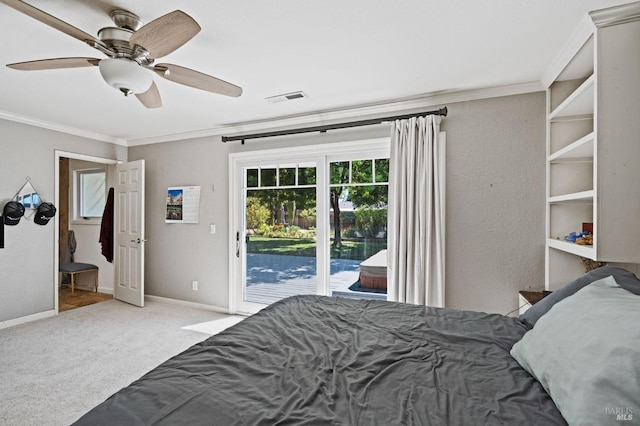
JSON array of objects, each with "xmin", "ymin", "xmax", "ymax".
[
  {"xmin": 129, "ymin": 138, "xmax": 233, "ymax": 308},
  {"xmin": 0, "ymin": 119, "xmax": 126, "ymax": 324},
  {"xmin": 444, "ymin": 92, "xmax": 546, "ymax": 313}
]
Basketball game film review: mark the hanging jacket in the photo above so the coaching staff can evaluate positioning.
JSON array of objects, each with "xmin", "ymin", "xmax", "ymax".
[{"xmin": 99, "ymin": 187, "xmax": 114, "ymax": 263}]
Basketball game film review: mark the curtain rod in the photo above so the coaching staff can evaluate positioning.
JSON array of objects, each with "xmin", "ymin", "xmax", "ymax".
[{"xmin": 221, "ymin": 106, "xmax": 447, "ymax": 143}]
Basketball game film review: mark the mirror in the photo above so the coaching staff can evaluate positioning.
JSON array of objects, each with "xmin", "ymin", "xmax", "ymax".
[{"xmin": 16, "ymin": 180, "xmax": 40, "ymax": 209}]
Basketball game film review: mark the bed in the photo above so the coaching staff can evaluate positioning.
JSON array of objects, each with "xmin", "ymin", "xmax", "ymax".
[{"xmin": 74, "ymin": 266, "xmax": 640, "ymax": 425}]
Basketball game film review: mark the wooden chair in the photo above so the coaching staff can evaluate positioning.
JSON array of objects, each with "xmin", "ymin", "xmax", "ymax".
[{"xmin": 59, "ymin": 262, "xmax": 98, "ymax": 295}]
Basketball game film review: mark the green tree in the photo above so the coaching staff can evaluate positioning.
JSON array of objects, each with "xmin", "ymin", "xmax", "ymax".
[
  {"xmin": 246, "ymin": 196, "xmax": 270, "ymax": 230},
  {"xmin": 330, "ymin": 162, "xmax": 350, "ymax": 247},
  {"xmin": 249, "ymin": 188, "xmax": 315, "ymax": 226},
  {"xmin": 299, "ymin": 208, "xmax": 316, "ymax": 228},
  {"xmin": 349, "ymin": 158, "xmax": 389, "ymax": 208},
  {"xmin": 330, "ymin": 159, "xmax": 389, "ymax": 247},
  {"xmin": 348, "ymin": 185, "xmax": 388, "ymax": 209},
  {"xmin": 354, "ymin": 205, "xmax": 387, "ymax": 238}
]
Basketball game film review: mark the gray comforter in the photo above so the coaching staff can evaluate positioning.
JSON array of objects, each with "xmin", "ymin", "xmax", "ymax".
[{"xmin": 74, "ymin": 295, "xmax": 566, "ymax": 425}]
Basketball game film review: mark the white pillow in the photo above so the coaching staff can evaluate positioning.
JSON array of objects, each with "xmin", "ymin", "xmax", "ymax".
[{"xmin": 510, "ymin": 276, "xmax": 639, "ymax": 426}]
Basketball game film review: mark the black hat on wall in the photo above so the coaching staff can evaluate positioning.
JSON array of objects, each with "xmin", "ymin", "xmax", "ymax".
[
  {"xmin": 34, "ymin": 202, "xmax": 56, "ymax": 225},
  {"xmin": 3, "ymin": 201, "xmax": 25, "ymax": 226}
]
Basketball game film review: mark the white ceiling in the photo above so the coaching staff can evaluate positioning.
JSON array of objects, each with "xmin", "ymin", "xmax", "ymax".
[{"xmin": 0, "ymin": 0, "xmax": 632, "ymax": 144}]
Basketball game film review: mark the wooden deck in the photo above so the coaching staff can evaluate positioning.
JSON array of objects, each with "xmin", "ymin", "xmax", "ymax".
[{"xmin": 245, "ymin": 254, "xmax": 387, "ymax": 304}]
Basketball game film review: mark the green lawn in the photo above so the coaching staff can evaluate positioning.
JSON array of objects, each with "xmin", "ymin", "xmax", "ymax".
[{"xmin": 247, "ymin": 236, "xmax": 386, "ymax": 261}]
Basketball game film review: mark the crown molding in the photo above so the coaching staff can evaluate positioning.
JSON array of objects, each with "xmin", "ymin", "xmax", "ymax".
[
  {"xmin": 2, "ymin": 81, "xmax": 542, "ymax": 148},
  {"xmin": 589, "ymin": 1, "xmax": 640, "ymax": 27},
  {"xmin": 543, "ymin": 1, "xmax": 640, "ymax": 87},
  {"xmin": 541, "ymin": 16, "xmax": 595, "ymax": 88},
  {"xmin": 0, "ymin": 110, "xmax": 127, "ymax": 146},
  {"xmin": 127, "ymin": 81, "xmax": 543, "ymax": 146}
]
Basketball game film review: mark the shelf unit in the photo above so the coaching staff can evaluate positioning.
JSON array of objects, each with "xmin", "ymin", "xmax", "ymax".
[{"xmin": 544, "ymin": 3, "xmax": 640, "ymax": 290}]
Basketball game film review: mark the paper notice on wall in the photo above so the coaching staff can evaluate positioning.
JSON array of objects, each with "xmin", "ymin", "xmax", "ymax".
[{"xmin": 165, "ymin": 186, "xmax": 201, "ymax": 224}]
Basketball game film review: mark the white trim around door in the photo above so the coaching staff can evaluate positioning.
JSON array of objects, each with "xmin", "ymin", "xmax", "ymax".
[
  {"xmin": 54, "ymin": 150, "xmax": 120, "ymax": 315},
  {"xmin": 228, "ymin": 138, "xmax": 390, "ymax": 314}
]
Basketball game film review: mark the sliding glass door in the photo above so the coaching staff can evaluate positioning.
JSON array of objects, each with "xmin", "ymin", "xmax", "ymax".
[
  {"xmin": 328, "ymin": 158, "xmax": 389, "ymax": 301},
  {"xmin": 230, "ymin": 139, "xmax": 389, "ymax": 314},
  {"xmin": 244, "ymin": 164, "xmax": 318, "ymax": 305}
]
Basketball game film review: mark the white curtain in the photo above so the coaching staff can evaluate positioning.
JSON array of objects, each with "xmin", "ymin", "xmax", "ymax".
[{"xmin": 387, "ymin": 115, "xmax": 445, "ymax": 307}]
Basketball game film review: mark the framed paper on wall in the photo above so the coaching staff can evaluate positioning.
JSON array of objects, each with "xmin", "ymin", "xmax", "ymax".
[{"xmin": 165, "ymin": 186, "xmax": 201, "ymax": 224}]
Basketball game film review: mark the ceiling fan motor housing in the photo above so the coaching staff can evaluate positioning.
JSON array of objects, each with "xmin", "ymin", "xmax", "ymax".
[
  {"xmin": 98, "ymin": 58, "xmax": 153, "ymax": 95},
  {"xmin": 97, "ymin": 27, "xmax": 134, "ymax": 55},
  {"xmin": 110, "ymin": 9, "xmax": 143, "ymax": 31}
]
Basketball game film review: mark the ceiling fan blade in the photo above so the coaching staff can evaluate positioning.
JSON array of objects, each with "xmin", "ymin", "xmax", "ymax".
[
  {"xmin": 129, "ymin": 10, "xmax": 200, "ymax": 59},
  {"xmin": 0, "ymin": 0, "xmax": 105, "ymax": 49},
  {"xmin": 7, "ymin": 57, "xmax": 100, "ymax": 71},
  {"xmin": 154, "ymin": 63, "xmax": 242, "ymax": 97},
  {"xmin": 135, "ymin": 81, "xmax": 162, "ymax": 109}
]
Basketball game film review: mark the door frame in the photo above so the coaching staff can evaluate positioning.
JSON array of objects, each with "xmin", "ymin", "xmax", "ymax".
[
  {"xmin": 228, "ymin": 138, "xmax": 389, "ymax": 314},
  {"xmin": 54, "ymin": 150, "xmax": 120, "ymax": 315}
]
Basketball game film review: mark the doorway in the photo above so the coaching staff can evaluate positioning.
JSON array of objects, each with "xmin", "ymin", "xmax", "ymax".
[
  {"xmin": 229, "ymin": 139, "xmax": 390, "ymax": 314},
  {"xmin": 54, "ymin": 151, "xmax": 119, "ymax": 314}
]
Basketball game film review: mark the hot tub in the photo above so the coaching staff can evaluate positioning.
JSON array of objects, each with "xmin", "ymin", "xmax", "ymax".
[{"xmin": 359, "ymin": 249, "xmax": 387, "ymax": 290}]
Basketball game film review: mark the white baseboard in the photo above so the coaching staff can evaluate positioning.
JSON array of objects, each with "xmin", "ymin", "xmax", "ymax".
[
  {"xmin": 0, "ymin": 295, "xmax": 230, "ymax": 331},
  {"xmin": 144, "ymin": 294, "xmax": 230, "ymax": 315},
  {"xmin": 97, "ymin": 286, "xmax": 114, "ymax": 294},
  {"xmin": 0, "ymin": 310, "xmax": 55, "ymax": 330},
  {"xmin": 70, "ymin": 285, "xmax": 114, "ymax": 294}
]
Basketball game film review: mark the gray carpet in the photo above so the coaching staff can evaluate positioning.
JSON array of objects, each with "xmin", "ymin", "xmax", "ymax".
[{"xmin": 0, "ymin": 299, "xmax": 231, "ymax": 426}]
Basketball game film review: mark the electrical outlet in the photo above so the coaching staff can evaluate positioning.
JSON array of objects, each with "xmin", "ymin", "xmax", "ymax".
[{"xmin": 192, "ymin": 280, "xmax": 198, "ymax": 291}]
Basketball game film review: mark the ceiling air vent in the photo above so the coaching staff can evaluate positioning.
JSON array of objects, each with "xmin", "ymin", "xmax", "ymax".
[{"xmin": 265, "ymin": 91, "xmax": 308, "ymax": 104}]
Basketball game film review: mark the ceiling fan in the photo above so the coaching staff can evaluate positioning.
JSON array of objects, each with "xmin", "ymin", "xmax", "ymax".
[{"xmin": 1, "ymin": 0, "xmax": 243, "ymax": 108}]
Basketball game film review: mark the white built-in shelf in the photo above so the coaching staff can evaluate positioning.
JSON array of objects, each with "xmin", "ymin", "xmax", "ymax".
[
  {"xmin": 547, "ymin": 238, "xmax": 595, "ymax": 258},
  {"xmin": 548, "ymin": 113, "xmax": 593, "ymax": 123},
  {"xmin": 545, "ymin": 6, "xmax": 640, "ymax": 290},
  {"xmin": 556, "ymin": 36, "xmax": 595, "ymax": 82},
  {"xmin": 548, "ymin": 190, "xmax": 594, "ymax": 204},
  {"xmin": 549, "ymin": 132, "xmax": 594, "ymax": 162},
  {"xmin": 549, "ymin": 74, "xmax": 595, "ymax": 120}
]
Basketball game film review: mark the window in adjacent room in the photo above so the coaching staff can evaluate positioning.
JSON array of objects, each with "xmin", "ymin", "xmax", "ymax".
[{"xmin": 74, "ymin": 168, "xmax": 106, "ymax": 222}]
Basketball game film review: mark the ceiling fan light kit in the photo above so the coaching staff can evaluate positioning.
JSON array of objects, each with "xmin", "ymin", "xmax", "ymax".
[
  {"xmin": 1, "ymin": 0, "xmax": 243, "ymax": 108},
  {"xmin": 99, "ymin": 58, "xmax": 153, "ymax": 95}
]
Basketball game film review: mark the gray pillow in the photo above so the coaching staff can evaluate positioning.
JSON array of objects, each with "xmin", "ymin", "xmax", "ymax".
[
  {"xmin": 511, "ymin": 276, "xmax": 639, "ymax": 426},
  {"xmin": 519, "ymin": 266, "xmax": 640, "ymax": 327}
]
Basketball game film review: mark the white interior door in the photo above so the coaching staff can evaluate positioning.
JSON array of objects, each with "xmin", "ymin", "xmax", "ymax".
[{"xmin": 114, "ymin": 160, "xmax": 145, "ymax": 307}]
